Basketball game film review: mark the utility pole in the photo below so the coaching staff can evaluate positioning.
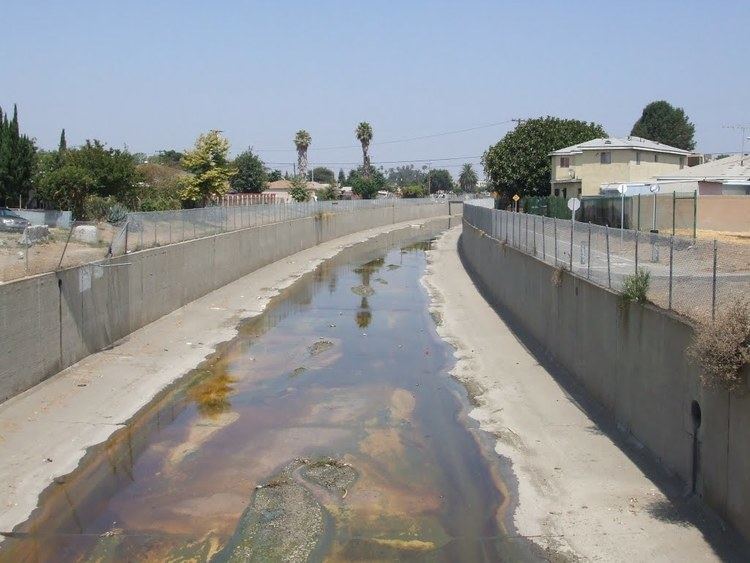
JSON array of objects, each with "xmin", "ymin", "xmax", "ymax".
[{"xmin": 723, "ymin": 124, "xmax": 750, "ymax": 166}]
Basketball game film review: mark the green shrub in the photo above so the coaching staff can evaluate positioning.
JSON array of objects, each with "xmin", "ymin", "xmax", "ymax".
[
  {"xmin": 401, "ymin": 184, "xmax": 426, "ymax": 198},
  {"xmin": 107, "ymin": 202, "xmax": 129, "ymax": 224},
  {"xmin": 83, "ymin": 195, "xmax": 116, "ymax": 221},
  {"xmin": 621, "ymin": 267, "xmax": 650, "ymax": 303}
]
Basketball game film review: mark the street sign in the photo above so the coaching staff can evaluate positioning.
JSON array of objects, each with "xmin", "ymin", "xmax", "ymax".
[
  {"xmin": 567, "ymin": 197, "xmax": 581, "ymax": 212},
  {"xmin": 649, "ymin": 183, "xmax": 661, "ymax": 193},
  {"xmin": 617, "ymin": 184, "xmax": 628, "ymax": 194},
  {"xmin": 512, "ymin": 194, "xmax": 520, "ymax": 202}
]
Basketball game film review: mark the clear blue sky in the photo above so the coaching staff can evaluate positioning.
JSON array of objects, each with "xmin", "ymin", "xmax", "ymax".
[{"xmin": 2, "ymin": 0, "xmax": 748, "ymax": 176}]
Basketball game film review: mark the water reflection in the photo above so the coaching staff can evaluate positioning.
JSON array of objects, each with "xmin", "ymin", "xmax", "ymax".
[
  {"xmin": 187, "ymin": 367, "xmax": 237, "ymax": 419},
  {"xmin": 353, "ymin": 258, "xmax": 383, "ymax": 329}
]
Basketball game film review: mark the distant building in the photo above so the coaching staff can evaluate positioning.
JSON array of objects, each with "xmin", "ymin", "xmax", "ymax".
[
  {"xmin": 549, "ymin": 137, "xmax": 695, "ymax": 198},
  {"xmin": 264, "ymin": 179, "xmax": 329, "ymax": 202},
  {"xmin": 653, "ymin": 153, "xmax": 750, "ymax": 195}
]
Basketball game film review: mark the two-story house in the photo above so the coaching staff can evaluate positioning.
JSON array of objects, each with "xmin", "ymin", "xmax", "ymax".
[{"xmin": 549, "ymin": 137, "xmax": 694, "ymax": 198}]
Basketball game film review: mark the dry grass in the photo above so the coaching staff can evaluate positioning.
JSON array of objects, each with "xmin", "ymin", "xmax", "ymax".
[
  {"xmin": 550, "ymin": 265, "xmax": 565, "ymax": 287},
  {"xmin": 687, "ymin": 300, "xmax": 750, "ymax": 392}
]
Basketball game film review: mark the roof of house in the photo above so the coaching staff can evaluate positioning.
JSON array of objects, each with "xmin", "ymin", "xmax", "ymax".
[
  {"xmin": 550, "ymin": 136, "xmax": 694, "ymax": 157},
  {"xmin": 655, "ymin": 153, "xmax": 750, "ymax": 181}
]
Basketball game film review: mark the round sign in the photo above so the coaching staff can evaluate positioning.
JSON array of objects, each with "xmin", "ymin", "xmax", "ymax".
[
  {"xmin": 567, "ymin": 197, "xmax": 581, "ymax": 211},
  {"xmin": 617, "ymin": 184, "xmax": 628, "ymax": 194},
  {"xmin": 649, "ymin": 183, "xmax": 661, "ymax": 193}
]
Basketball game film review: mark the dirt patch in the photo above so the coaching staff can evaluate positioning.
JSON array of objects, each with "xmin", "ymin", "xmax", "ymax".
[
  {"xmin": 350, "ymin": 285, "xmax": 375, "ymax": 297},
  {"xmin": 308, "ymin": 339, "xmax": 335, "ymax": 357}
]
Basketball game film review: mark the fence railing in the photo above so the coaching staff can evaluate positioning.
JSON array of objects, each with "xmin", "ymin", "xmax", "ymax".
[
  {"xmin": 116, "ymin": 198, "xmax": 446, "ymax": 254},
  {"xmin": 463, "ymin": 202, "xmax": 749, "ymax": 323},
  {"xmin": 0, "ymin": 198, "xmax": 447, "ymax": 284}
]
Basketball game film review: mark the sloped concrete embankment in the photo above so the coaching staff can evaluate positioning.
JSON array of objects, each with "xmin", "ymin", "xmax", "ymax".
[
  {"xmin": 0, "ymin": 203, "xmax": 451, "ymax": 402},
  {"xmin": 459, "ymin": 221, "xmax": 750, "ymax": 543}
]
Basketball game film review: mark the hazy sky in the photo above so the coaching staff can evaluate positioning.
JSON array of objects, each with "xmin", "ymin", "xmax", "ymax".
[{"xmin": 2, "ymin": 1, "xmax": 748, "ymax": 176}]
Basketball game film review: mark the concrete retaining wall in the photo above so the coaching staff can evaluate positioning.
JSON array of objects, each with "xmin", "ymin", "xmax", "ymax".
[
  {"xmin": 0, "ymin": 204, "xmax": 451, "ymax": 403},
  {"xmin": 459, "ymin": 221, "xmax": 750, "ymax": 541},
  {"xmin": 10, "ymin": 209, "xmax": 73, "ymax": 229}
]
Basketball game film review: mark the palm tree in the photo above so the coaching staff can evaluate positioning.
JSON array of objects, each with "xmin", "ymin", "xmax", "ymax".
[
  {"xmin": 294, "ymin": 130, "xmax": 311, "ymax": 178},
  {"xmin": 459, "ymin": 163, "xmax": 478, "ymax": 193},
  {"xmin": 355, "ymin": 122, "xmax": 373, "ymax": 178}
]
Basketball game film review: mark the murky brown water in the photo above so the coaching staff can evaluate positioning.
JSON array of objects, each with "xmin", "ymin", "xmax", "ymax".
[{"xmin": 1, "ymin": 220, "xmax": 536, "ymax": 562}]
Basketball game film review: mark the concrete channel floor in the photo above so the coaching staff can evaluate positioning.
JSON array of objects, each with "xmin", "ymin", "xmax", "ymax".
[
  {"xmin": 422, "ymin": 226, "xmax": 747, "ymax": 562},
  {"xmin": 0, "ymin": 216, "xmax": 451, "ymax": 543}
]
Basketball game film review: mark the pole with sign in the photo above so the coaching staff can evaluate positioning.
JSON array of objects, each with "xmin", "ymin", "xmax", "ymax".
[
  {"xmin": 567, "ymin": 197, "xmax": 581, "ymax": 270},
  {"xmin": 512, "ymin": 193, "xmax": 520, "ymax": 213},
  {"xmin": 617, "ymin": 183, "xmax": 627, "ymax": 247}
]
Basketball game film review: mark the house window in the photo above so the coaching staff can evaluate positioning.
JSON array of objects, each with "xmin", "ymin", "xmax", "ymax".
[
  {"xmin": 600, "ymin": 151, "xmax": 611, "ymax": 164},
  {"xmin": 654, "ymin": 154, "xmax": 659, "ymax": 163},
  {"xmin": 577, "ymin": 187, "xmax": 582, "ymax": 196},
  {"xmin": 560, "ymin": 156, "xmax": 570, "ymax": 168},
  {"xmin": 636, "ymin": 151, "xmax": 641, "ymax": 165},
  {"xmin": 554, "ymin": 188, "xmax": 560, "ymax": 196}
]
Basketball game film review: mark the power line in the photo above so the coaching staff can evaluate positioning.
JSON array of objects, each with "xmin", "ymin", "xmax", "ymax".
[
  {"xmin": 253, "ymin": 120, "xmax": 514, "ymax": 152},
  {"xmin": 264, "ymin": 155, "xmax": 482, "ymax": 167}
]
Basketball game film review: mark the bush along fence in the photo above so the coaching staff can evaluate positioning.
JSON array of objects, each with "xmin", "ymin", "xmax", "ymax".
[
  {"xmin": 463, "ymin": 202, "xmax": 749, "ymax": 323},
  {"xmin": 518, "ymin": 192, "xmax": 698, "ymax": 236}
]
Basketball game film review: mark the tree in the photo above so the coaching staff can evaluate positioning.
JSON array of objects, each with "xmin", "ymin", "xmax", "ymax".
[
  {"xmin": 351, "ymin": 176, "xmax": 380, "ymax": 199},
  {"xmin": 424, "ymin": 169, "xmax": 454, "ymax": 193},
  {"xmin": 230, "ymin": 149, "xmax": 267, "ymax": 193},
  {"xmin": 294, "ymin": 130, "xmax": 311, "ymax": 179},
  {"xmin": 180, "ymin": 130, "xmax": 235, "ymax": 206},
  {"xmin": 58, "ymin": 129, "xmax": 67, "ymax": 152},
  {"xmin": 347, "ymin": 166, "xmax": 386, "ymax": 190},
  {"xmin": 0, "ymin": 105, "xmax": 37, "ymax": 206},
  {"xmin": 289, "ymin": 175, "xmax": 310, "ymax": 202},
  {"xmin": 267, "ymin": 169, "xmax": 283, "ymax": 182},
  {"xmin": 338, "ymin": 168, "xmax": 346, "ymax": 186},
  {"xmin": 483, "ymin": 116, "xmax": 606, "ymax": 199},
  {"xmin": 152, "ymin": 149, "xmax": 184, "ymax": 168},
  {"xmin": 317, "ymin": 184, "xmax": 339, "ymax": 200},
  {"xmin": 40, "ymin": 165, "xmax": 95, "ymax": 219},
  {"xmin": 355, "ymin": 122, "xmax": 373, "ymax": 177},
  {"xmin": 386, "ymin": 164, "xmax": 427, "ymax": 188},
  {"xmin": 307, "ymin": 166, "xmax": 335, "ymax": 184},
  {"xmin": 458, "ymin": 163, "xmax": 478, "ymax": 193},
  {"xmin": 631, "ymin": 100, "xmax": 696, "ymax": 151}
]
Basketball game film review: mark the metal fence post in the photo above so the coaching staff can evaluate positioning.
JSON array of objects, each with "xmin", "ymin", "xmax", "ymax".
[
  {"xmin": 553, "ymin": 218, "xmax": 558, "ymax": 265},
  {"xmin": 711, "ymin": 239, "xmax": 717, "ymax": 321},
  {"xmin": 587, "ymin": 222, "xmax": 591, "ymax": 279},
  {"xmin": 693, "ymin": 190, "xmax": 698, "ymax": 239},
  {"xmin": 542, "ymin": 216, "xmax": 546, "ymax": 261},
  {"xmin": 533, "ymin": 215, "xmax": 537, "ymax": 255},
  {"xmin": 668, "ymin": 236, "xmax": 674, "ymax": 309},
  {"xmin": 672, "ymin": 191, "xmax": 676, "ymax": 236},
  {"xmin": 525, "ymin": 214, "xmax": 529, "ymax": 251},
  {"xmin": 634, "ymin": 230, "xmax": 639, "ymax": 273},
  {"xmin": 569, "ymin": 218, "xmax": 574, "ymax": 271},
  {"xmin": 605, "ymin": 225, "xmax": 611, "ymax": 288}
]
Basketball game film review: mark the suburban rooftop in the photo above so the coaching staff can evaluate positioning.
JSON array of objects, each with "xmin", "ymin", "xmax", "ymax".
[
  {"xmin": 655, "ymin": 152, "xmax": 750, "ymax": 181},
  {"xmin": 550, "ymin": 136, "xmax": 694, "ymax": 157}
]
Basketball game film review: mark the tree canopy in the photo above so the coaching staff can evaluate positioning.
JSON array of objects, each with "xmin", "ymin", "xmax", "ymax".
[
  {"xmin": 0, "ymin": 105, "xmax": 37, "ymax": 206},
  {"xmin": 307, "ymin": 166, "xmax": 335, "ymax": 184},
  {"xmin": 458, "ymin": 163, "xmax": 478, "ymax": 192},
  {"xmin": 230, "ymin": 149, "xmax": 267, "ymax": 193},
  {"xmin": 180, "ymin": 130, "xmax": 235, "ymax": 206},
  {"xmin": 386, "ymin": 164, "xmax": 427, "ymax": 188},
  {"xmin": 630, "ymin": 100, "xmax": 696, "ymax": 151},
  {"xmin": 483, "ymin": 116, "xmax": 606, "ymax": 199},
  {"xmin": 289, "ymin": 176, "xmax": 310, "ymax": 202},
  {"xmin": 355, "ymin": 122, "xmax": 373, "ymax": 177},
  {"xmin": 424, "ymin": 169, "xmax": 454, "ymax": 193}
]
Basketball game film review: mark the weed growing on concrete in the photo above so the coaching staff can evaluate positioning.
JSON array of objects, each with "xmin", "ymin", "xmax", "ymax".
[
  {"xmin": 621, "ymin": 268, "xmax": 650, "ymax": 303},
  {"xmin": 688, "ymin": 300, "xmax": 750, "ymax": 392},
  {"xmin": 551, "ymin": 265, "xmax": 565, "ymax": 287}
]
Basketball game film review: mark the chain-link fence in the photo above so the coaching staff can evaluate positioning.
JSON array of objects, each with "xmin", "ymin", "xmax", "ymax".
[
  {"xmin": 0, "ymin": 198, "xmax": 449, "ymax": 283},
  {"xmin": 464, "ymin": 202, "xmax": 750, "ymax": 323}
]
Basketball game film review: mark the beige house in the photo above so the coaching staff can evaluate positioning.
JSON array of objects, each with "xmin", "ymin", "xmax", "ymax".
[
  {"xmin": 549, "ymin": 137, "xmax": 694, "ymax": 198},
  {"xmin": 264, "ymin": 179, "xmax": 329, "ymax": 202}
]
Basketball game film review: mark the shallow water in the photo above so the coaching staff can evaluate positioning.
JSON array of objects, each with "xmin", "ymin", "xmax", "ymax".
[{"xmin": 2, "ymin": 221, "xmax": 535, "ymax": 562}]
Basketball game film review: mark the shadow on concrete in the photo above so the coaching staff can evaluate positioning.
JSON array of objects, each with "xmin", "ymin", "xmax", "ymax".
[{"xmin": 457, "ymin": 232, "xmax": 750, "ymax": 562}]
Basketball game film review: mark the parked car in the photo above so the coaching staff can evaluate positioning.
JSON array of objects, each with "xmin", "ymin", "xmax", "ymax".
[{"xmin": 0, "ymin": 208, "xmax": 31, "ymax": 232}]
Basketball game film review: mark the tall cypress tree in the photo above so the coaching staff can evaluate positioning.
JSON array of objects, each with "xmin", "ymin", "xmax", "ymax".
[
  {"xmin": 59, "ymin": 128, "xmax": 67, "ymax": 152},
  {"xmin": 0, "ymin": 105, "xmax": 36, "ymax": 206}
]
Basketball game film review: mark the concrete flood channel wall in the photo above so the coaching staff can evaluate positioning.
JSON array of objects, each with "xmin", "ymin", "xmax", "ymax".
[
  {"xmin": 459, "ymin": 219, "xmax": 750, "ymax": 543},
  {"xmin": 0, "ymin": 202, "xmax": 454, "ymax": 402}
]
